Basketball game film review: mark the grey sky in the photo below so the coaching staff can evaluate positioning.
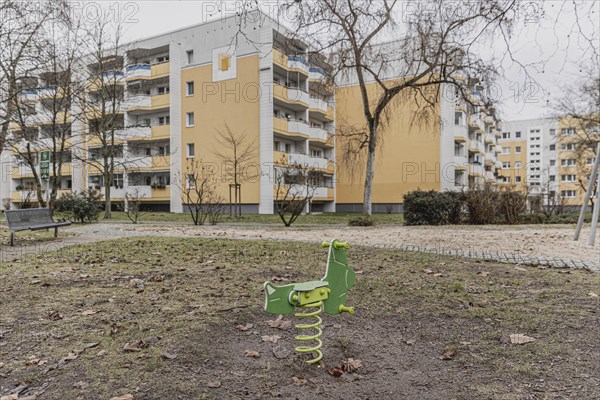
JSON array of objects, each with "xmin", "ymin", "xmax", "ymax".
[{"xmin": 86, "ymin": 0, "xmax": 599, "ymax": 122}]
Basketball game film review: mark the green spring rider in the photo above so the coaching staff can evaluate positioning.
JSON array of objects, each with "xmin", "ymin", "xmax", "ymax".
[{"xmin": 263, "ymin": 239, "xmax": 356, "ymax": 365}]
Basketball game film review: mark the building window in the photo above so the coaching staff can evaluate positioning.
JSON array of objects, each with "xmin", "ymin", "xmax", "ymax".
[
  {"xmin": 502, "ymin": 162, "xmax": 511, "ymax": 168},
  {"xmin": 112, "ymin": 173, "xmax": 124, "ymax": 189},
  {"xmin": 186, "ymin": 174, "xmax": 195, "ymax": 189},
  {"xmin": 550, "ymin": 129, "xmax": 556, "ymax": 136},
  {"xmin": 186, "ymin": 112, "xmax": 195, "ymax": 127},
  {"xmin": 561, "ymin": 190, "xmax": 576, "ymax": 198},
  {"xmin": 515, "ymin": 162, "xmax": 522, "ymax": 169},
  {"xmin": 157, "ymin": 86, "xmax": 170, "ymax": 95},
  {"xmin": 561, "ymin": 128, "xmax": 576, "ymax": 136},
  {"xmin": 186, "ymin": 143, "xmax": 195, "ymax": 158},
  {"xmin": 284, "ymin": 143, "xmax": 291, "ymax": 153},
  {"xmin": 158, "ymin": 116, "xmax": 170, "ymax": 125},
  {"xmin": 274, "ymin": 141, "xmax": 280, "ymax": 152},
  {"xmin": 454, "ymin": 112, "xmax": 463, "ymax": 126},
  {"xmin": 515, "ymin": 146, "xmax": 521, "ymax": 154},
  {"xmin": 515, "ymin": 176, "xmax": 521, "ymax": 183},
  {"xmin": 186, "ymin": 81, "xmax": 195, "ymax": 96},
  {"xmin": 157, "ymin": 55, "xmax": 169, "ymax": 63},
  {"xmin": 502, "ymin": 132, "xmax": 511, "ymax": 139},
  {"xmin": 145, "ymin": 148, "xmax": 152, "ymax": 156},
  {"xmin": 549, "ymin": 159, "xmax": 556, "ymax": 166},
  {"xmin": 219, "ymin": 54, "xmax": 231, "ymax": 71},
  {"xmin": 515, "ymin": 131, "xmax": 521, "ymax": 138},
  {"xmin": 549, "ymin": 175, "xmax": 555, "ymax": 182},
  {"xmin": 186, "ymin": 50, "xmax": 194, "ymax": 64},
  {"xmin": 549, "ymin": 144, "xmax": 556, "ymax": 151},
  {"xmin": 561, "ymin": 174, "xmax": 576, "ymax": 182}
]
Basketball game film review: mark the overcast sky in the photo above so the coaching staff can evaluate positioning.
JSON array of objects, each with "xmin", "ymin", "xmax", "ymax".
[{"xmin": 82, "ymin": 0, "xmax": 599, "ymax": 122}]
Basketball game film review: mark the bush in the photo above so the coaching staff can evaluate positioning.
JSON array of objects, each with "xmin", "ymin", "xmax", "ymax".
[
  {"xmin": 403, "ymin": 190, "xmax": 457, "ymax": 225},
  {"xmin": 348, "ymin": 214, "xmax": 375, "ymax": 227},
  {"xmin": 55, "ymin": 190, "xmax": 102, "ymax": 223},
  {"xmin": 499, "ymin": 188, "xmax": 527, "ymax": 224},
  {"xmin": 446, "ymin": 191, "xmax": 466, "ymax": 224},
  {"xmin": 465, "ymin": 183, "xmax": 499, "ymax": 224}
]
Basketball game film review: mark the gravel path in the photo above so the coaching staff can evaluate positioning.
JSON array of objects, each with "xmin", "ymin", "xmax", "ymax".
[{"xmin": 1, "ymin": 222, "xmax": 597, "ymax": 271}]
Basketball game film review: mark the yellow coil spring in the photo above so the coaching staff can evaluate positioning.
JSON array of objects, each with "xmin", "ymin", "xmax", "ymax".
[{"xmin": 294, "ymin": 300, "xmax": 323, "ymax": 365}]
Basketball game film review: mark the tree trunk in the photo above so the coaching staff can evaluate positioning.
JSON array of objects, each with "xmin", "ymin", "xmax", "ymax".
[
  {"xmin": 104, "ymin": 172, "xmax": 112, "ymax": 219},
  {"xmin": 362, "ymin": 123, "xmax": 378, "ymax": 215}
]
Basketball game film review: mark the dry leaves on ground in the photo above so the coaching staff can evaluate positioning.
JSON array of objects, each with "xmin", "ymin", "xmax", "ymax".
[
  {"xmin": 510, "ymin": 334, "xmax": 536, "ymax": 345},
  {"xmin": 123, "ymin": 340, "xmax": 146, "ymax": 352},
  {"xmin": 341, "ymin": 358, "xmax": 363, "ymax": 373},
  {"xmin": 292, "ymin": 377, "xmax": 307, "ymax": 385},
  {"xmin": 267, "ymin": 315, "xmax": 292, "ymax": 330},
  {"xmin": 109, "ymin": 395, "xmax": 133, "ymax": 400},
  {"xmin": 236, "ymin": 323, "xmax": 253, "ymax": 331},
  {"xmin": 261, "ymin": 335, "xmax": 281, "ymax": 343},
  {"xmin": 244, "ymin": 350, "xmax": 260, "ymax": 358},
  {"xmin": 81, "ymin": 310, "xmax": 97, "ymax": 316},
  {"xmin": 588, "ymin": 292, "xmax": 598, "ymax": 298}
]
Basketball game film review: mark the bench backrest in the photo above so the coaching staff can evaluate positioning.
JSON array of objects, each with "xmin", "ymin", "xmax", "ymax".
[{"xmin": 4, "ymin": 208, "xmax": 54, "ymax": 230}]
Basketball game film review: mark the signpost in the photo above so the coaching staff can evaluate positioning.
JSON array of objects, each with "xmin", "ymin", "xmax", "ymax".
[{"xmin": 40, "ymin": 150, "xmax": 50, "ymax": 180}]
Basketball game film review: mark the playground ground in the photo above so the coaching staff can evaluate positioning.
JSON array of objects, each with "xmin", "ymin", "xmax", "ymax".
[{"xmin": 0, "ymin": 221, "xmax": 599, "ymax": 399}]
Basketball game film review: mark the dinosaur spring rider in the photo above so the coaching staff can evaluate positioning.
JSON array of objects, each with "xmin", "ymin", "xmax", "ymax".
[{"xmin": 263, "ymin": 239, "xmax": 356, "ymax": 365}]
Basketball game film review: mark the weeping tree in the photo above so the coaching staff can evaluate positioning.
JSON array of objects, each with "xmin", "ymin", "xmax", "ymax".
[{"xmin": 280, "ymin": 0, "xmax": 519, "ymax": 214}]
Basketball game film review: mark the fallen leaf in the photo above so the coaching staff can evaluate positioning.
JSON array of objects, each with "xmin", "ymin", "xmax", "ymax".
[
  {"xmin": 514, "ymin": 267, "xmax": 527, "ymax": 272},
  {"xmin": 123, "ymin": 340, "xmax": 146, "ymax": 352},
  {"xmin": 272, "ymin": 344, "xmax": 291, "ymax": 359},
  {"xmin": 510, "ymin": 334, "xmax": 536, "ymax": 345},
  {"xmin": 261, "ymin": 335, "xmax": 281, "ymax": 343},
  {"xmin": 441, "ymin": 348, "xmax": 457, "ymax": 360},
  {"xmin": 48, "ymin": 311, "xmax": 64, "ymax": 321},
  {"xmin": 328, "ymin": 367, "xmax": 344, "ymax": 377},
  {"xmin": 433, "ymin": 273, "xmax": 443, "ymax": 277},
  {"xmin": 62, "ymin": 352, "xmax": 78, "ymax": 362},
  {"xmin": 96, "ymin": 350, "xmax": 107, "ymax": 357},
  {"xmin": 460, "ymin": 341, "xmax": 472, "ymax": 346},
  {"xmin": 404, "ymin": 340, "xmax": 415, "ymax": 345},
  {"xmin": 292, "ymin": 376, "xmax": 308, "ymax": 385},
  {"xmin": 341, "ymin": 358, "xmax": 363, "ymax": 373},
  {"xmin": 236, "ymin": 323, "xmax": 253, "ymax": 331},
  {"xmin": 588, "ymin": 292, "xmax": 598, "ymax": 298},
  {"xmin": 422, "ymin": 269, "xmax": 434, "ymax": 274},
  {"xmin": 207, "ymin": 381, "xmax": 221, "ymax": 388},
  {"xmin": 109, "ymin": 395, "xmax": 133, "ymax": 400},
  {"xmin": 267, "ymin": 315, "xmax": 292, "ymax": 330},
  {"xmin": 161, "ymin": 352, "xmax": 177, "ymax": 360},
  {"xmin": 81, "ymin": 310, "xmax": 97, "ymax": 316},
  {"xmin": 84, "ymin": 342, "xmax": 99, "ymax": 349},
  {"xmin": 244, "ymin": 350, "xmax": 260, "ymax": 358},
  {"xmin": 25, "ymin": 356, "xmax": 40, "ymax": 366},
  {"xmin": 477, "ymin": 271, "xmax": 490, "ymax": 277}
]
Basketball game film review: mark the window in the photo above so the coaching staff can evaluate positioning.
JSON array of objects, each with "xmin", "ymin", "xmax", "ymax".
[
  {"xmin": 515, "ymin": 131, "xmax": 521, "ymax": 138},
  {"xmin": 186, "ymin": 174, "xmax": 195, "ymax": 189},
  {"xmin": 515, "ymin": 176, "xmax": 522, "ymax": 183},
  {"xmin": 311, "ymin": 149, "xmax": 323, "ymax": 158},
  {"xmin": 502, "ymin": 132, "xmax": 511, "ymax": 139},
  {"xmin": 186, "ymin": 112, "xmax": 195, "ymax": 127},
  {"xmin": 587, "ymin": 158, "xmax": 594, "ymax": 165},
  {"xmin": 454, "ymin": 112, "xmax": 463, "ymax": 126},
  {"xmin": 549, "ymin": 144, "xmax": 556, "ymax": 151},
  {"xmin": 157, "ymin": 55, "xmax": 169, "ymax": 63},
  {"xmin": 561, "ymin": 190, "xmax": 576, "ymax": 198},
  {"xmin": 502, "ymin": 147, "xmax": 511, "ymax": 154},
  {"xmin": 157, "ymin": 146, "xmax": 169, "ymax": 156},
  {"xmin": 186, "ymin": 143, "xmax": 195, "ymax": 158},
  {"xmin": 549, "ymin": 175, "xmax": 555, "ymax": 182},
  {"xmin": 158, "ymin": 116, "xmax": 170, "ymax": 125},
  {"xmin": 561, "ymin": 159, "xmax": 576, "ymax": 166},
  {"xmin": 515, "ymin": 162, "xmax": 522, "ymax": 169},
  {"xmin": 285, "ymin": 143, "xmax": 292, "ymax": 153},
  {"xmin": 561, "ymin": 128, "xmax": 576, "ymax": 136},
  {"xmin": 157, "ymin": 86, "xmax": 170, "ymax": 95},
  {"xmin": 145, "ymin": 148, "xmax": 152, "ymax": 156},
  {"xmin": 502, "ymin": 162, "xmax": 511, "ymax": 169},
  {"xmin": 561, "ymin": 143, "xmax": 576, "ymax": 151},
  {"xmin": 515, "ymin": 146, "xmax": 521, "ymax": 154},
  {"xmin": 274, "ymin": 141, "xmax": 280, "ymax": 152},
  {"xmin": 112, "ymin": 174, "xmax": 124, "ymax": 189},
  {"xmin": 550, "ymin": 129, "xmax": 556, "ymax": 136},
  {"xmin": 561, "ymin": 174, "xmax": 576, "ymax": 182},
  {"xmin": 219, "ymin": 54, "xmax": 231, "ymax": 71},
  {"xmin": 186, "ymin": 81, "xmax": 195, "ymax": 96},
  {"xmin": 186, "ymin": 50, "xmax": 194, "ymax": 64}
]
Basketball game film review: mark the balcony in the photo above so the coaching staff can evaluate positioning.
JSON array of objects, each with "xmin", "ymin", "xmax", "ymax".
[
  {"xmin": 309, "ymin": 97, "xmax": 328, "ymax": 114},
  {"xmin": 308, "ymin": 126, "xmax": 328, "ymax": 142},
  {"xmin": 273, "ymin": 83, "xmax": 309, "ymax": 107},
  {"xmin": 151, "ymin": 186, "xmax": 170, "ymax": 200},
  {"xmin": 20, "ymin": 89, "xmax": 38, "ymax": 101},
  {"xmin": 309, "ymin": 67, "xmax": 327, "ymax": 81},
  {"xmin": 128, "ymin": 155, "xmax": 170, "ymax": 170},
  {"xmin": 273, "ymin": 117, "xmax": 310, "ymax": 137},
  {"xmin": 273, "ymin": 49, "xmax": 309, "ymax": 76},
  {"xmin": 469, "ymin": 163, "xmax": 484, "ymax": 176},
  {"xmin": 313, "ymin": 187, "xmax": 334, "ymax": 200},
  {"xmin": 123, "ymin": 94, "xmax": 170, "ymax": 112},
  {"xmin": 125, "ymin": 62, "xmax": 170, "ymax": 80}
]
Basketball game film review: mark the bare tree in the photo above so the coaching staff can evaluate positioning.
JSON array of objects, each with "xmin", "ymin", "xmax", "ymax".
[
  {"xmin": 553, "ymin": 63, "xmax": 600, "ymax": 205},
  {"xmin": 178, "ymin": 159, "xmax": 224, "ymax": 226},
  {"xmin": 121, "ymin": 187, "xmax": 146, "ymax": 224},
  {"xmin": 213, "ymin": 123, "xmax": 257, "ymax": 216},
  {"xmin": 280, "ymin": 0, "xmax": 518, "ymax": 214},
  {"xmin": 75, "ymin": 11, "xmax": 128, "ymax": 219},
  {"xmin": 7, "ymin": 13, "xmax": 85, "ymax": 211},
  {"xmin": 273, "ymin": 157, "xmax": 317, "ymax": 227}
]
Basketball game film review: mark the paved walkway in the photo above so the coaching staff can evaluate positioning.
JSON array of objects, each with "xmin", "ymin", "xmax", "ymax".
[{"xmin": 1, "ymin": 222, "xmax": 597, "ymax": 272}]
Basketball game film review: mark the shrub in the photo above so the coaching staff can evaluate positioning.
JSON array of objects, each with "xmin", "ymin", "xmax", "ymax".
[
  {"xmin": 404, "ymin": 190, "xmax": 453, "ymax": 225},
  {"xmin": 446, "ymin": 191, "xmax": 466, "ymax": 224},
  {"xmin": 499, "ymin": 188, "xmax": 527, "ymax": 224},
  {"xmin": 348, "ymin": 214, "xmax": 375, "ymax": 227},
  {"xmin": 465, "ymin": 183, "xmax": 499, "ymax": 224},
  {"xmin": 55, "ymin": 190, "xmax": 102, "ymax": 223}
]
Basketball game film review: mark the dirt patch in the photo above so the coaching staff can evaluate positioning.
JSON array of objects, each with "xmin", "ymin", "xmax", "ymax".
[{"xmin": 0, "ymin": 237, "xmax": 598, "ymax": 399}]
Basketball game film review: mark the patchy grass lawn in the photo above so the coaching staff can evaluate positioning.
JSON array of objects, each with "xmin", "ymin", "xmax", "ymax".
[
  {"xmin": 106, "ymin": 212, "xmax": 405, "ymax": 225},
  {"xmin": 0, "ymin": 237, "xmax": 598, "ymax": 399},
  {"xmin": 0, "ymin": 226, "xmax": 74, "ymax": 247}
]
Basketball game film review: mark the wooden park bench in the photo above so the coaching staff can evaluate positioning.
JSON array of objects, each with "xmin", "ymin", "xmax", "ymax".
[{"xmin": 4, "ymin": 208, "xmax": 71, "ymax": 246}]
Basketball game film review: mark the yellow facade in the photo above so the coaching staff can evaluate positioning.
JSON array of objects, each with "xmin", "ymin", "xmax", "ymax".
[
  {"xmin": 335, "ymin": 83, "xmax": 442, "ymax": 204},
  {"xmin": 180, "ymin": 54, "xmax": 262, "ymax": 204},
  {"xmin": 497, "ymin": 139, "xmax": 527, "ymax": 188}
]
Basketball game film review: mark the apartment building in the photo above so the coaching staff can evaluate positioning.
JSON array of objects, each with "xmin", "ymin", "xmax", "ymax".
[
  {"xmin": 1, "ymin": 12, "xmax": 336, "ymax": 214},
  {"xmin": 334, "ymin": 74, "xmax": 501, "ymax": 212},
  {"xmin": 496, "ymin": 117, "xmax": 597, "ymax": 208}
]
